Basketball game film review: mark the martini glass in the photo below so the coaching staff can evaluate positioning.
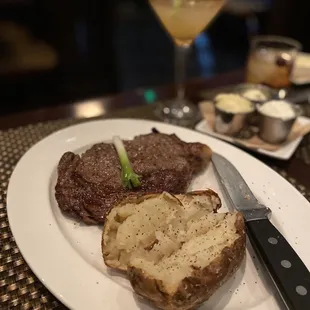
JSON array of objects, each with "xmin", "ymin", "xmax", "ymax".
[{"xmin": 149, "ymin": 0, "xmax": 225, "ymax": 124}]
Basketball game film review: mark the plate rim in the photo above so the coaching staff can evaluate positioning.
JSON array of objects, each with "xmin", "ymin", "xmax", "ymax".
[{"xmin": 7, "ymin": 118, "xmax": 310, "ymax": 310}]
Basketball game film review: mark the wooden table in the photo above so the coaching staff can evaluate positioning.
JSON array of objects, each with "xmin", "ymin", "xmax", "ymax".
[{"xmin": 0, "ymin": 71, "xmax": 243, "ymax": 128}]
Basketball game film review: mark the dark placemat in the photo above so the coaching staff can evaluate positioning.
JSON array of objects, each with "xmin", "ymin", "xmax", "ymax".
[{"xmin": 1, "ymin": 111, "xmax": 310, "ymax": 310}]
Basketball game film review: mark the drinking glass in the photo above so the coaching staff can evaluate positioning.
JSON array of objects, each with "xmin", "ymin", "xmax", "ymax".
[
  {"xmin": 246, "ymin": 36, "xmax": 302, "ymax": 89},
  {"xmin": 149, "ymin": 0, "xmax": 226, "ymax": 124}
]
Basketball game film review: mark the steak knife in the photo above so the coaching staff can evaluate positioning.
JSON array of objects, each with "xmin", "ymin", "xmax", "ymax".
[{"xmin": 212, "ymin": 153, "xmax": 310, "ymax": 310}]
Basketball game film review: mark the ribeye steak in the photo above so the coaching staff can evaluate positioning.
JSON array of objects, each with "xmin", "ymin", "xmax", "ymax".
[{"xmin": 55, "ymin": 132, "xmax": 212, "ymax": 224}]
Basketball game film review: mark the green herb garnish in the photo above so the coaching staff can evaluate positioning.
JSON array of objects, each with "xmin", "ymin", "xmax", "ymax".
[{"xmin": 113, "ymin": 136, "xmax": 141, "ymax": 189}]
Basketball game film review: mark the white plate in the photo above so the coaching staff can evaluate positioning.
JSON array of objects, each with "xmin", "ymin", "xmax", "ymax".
[
  {"xmin": 7, "ymin": 119, "xmax": 310, "ymax": 310},
  {"xmin": 195, "ymin": 116, "xmax": 310, "ymax": 160}
]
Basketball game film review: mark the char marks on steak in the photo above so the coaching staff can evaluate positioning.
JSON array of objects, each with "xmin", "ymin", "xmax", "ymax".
[{"xmin": 55, "ymin": 133, "xmax": 212, "ymax": 224}]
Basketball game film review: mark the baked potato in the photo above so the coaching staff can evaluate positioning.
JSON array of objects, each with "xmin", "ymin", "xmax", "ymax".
[{"xmin": 102, "ymin": 191, "xmax": 245, "ymax": 310}]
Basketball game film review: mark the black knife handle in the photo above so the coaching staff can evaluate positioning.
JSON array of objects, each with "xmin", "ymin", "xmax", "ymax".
[{"xmin": 246, "ymin": 219, "xmax": 310, "ymax": 310}]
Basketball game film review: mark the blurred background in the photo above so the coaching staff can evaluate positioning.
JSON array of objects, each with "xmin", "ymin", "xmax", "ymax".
[{"xmin": 0, "ymin": 0, "xmax": 308, "ymax": 116}]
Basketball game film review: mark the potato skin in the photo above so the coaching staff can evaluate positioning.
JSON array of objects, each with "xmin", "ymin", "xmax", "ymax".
[{"xmin": 127, "ymin": 213, "xmax": 246, "ymax": 310}]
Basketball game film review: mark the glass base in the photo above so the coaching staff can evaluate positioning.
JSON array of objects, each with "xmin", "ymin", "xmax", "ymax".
[{"xmin": 154, "ymin": 99, "xmax": 201, "ymax": 126}]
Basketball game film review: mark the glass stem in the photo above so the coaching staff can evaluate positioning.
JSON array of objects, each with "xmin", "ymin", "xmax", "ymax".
[{"xmin": 175, "ymin": 44, "xmax": 189, "ymax": 106}]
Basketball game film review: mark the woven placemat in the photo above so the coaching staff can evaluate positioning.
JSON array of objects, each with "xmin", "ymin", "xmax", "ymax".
[
  {"xmin": 1, "ymin": 114, "xmax": 310, "ymax": 310},
  {"xmin": 0, "ymin": 119, "xmax": 77, "ymax": 310}
]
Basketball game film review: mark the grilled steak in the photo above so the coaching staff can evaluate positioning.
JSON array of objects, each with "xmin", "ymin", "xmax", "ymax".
[{"xmin": 55, "ymin": 132, "xmax": 212, "ymax": 224}]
